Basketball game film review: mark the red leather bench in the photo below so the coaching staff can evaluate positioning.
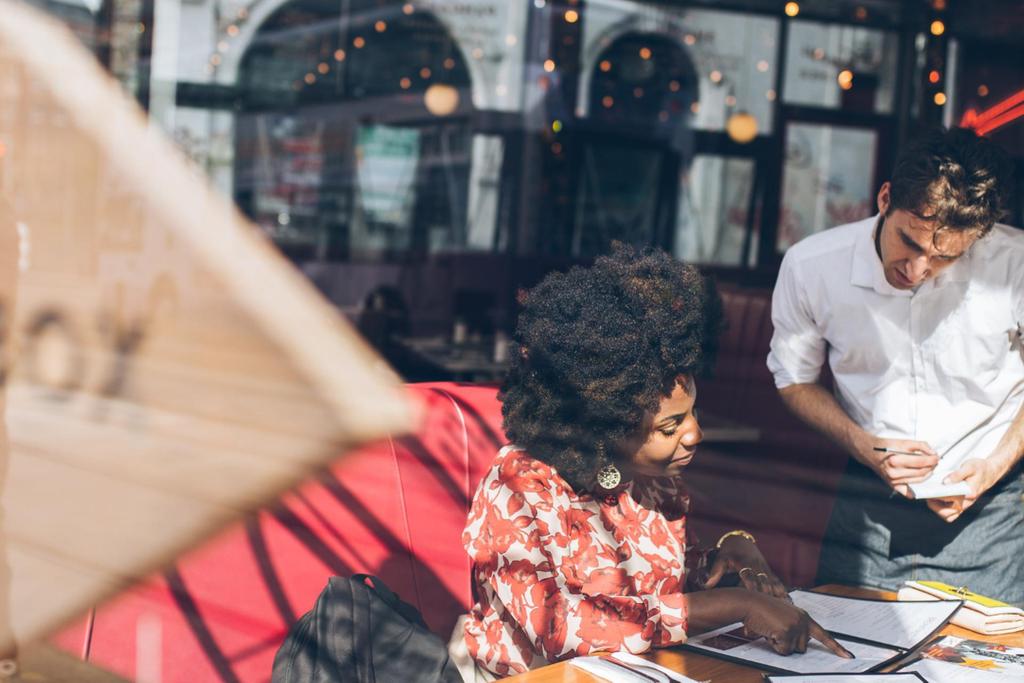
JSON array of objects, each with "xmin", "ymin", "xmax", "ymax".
[{"xmin": 689, "ymin": 285, "xmax": 848, "ymax": 590}]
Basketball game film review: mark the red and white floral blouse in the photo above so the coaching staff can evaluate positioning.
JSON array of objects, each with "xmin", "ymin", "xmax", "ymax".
[{"xmin": 461, "ymin": 445, "xmax": 703, "ymax": 677}]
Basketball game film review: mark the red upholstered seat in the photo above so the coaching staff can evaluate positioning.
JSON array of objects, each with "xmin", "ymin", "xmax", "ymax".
[
  {"xmin": 692, "ymin": 285, "xmax": 847, "ymax": 589},
  {"xmin": 52, "ymin": 383, "xmax": 505, "ymax": 683}
]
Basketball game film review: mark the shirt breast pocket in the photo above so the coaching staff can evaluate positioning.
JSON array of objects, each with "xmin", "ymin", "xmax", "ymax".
[{"xmin": 934, "ymin": 305, "xmax": 1016, "ymax": 399}]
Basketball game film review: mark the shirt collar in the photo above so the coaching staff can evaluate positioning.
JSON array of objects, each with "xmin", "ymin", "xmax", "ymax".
[
  {"xmin": 850, "ymin": 214, "xmax": 911, "ymax": 297},
  {"xmin": 850, "ymin": 214, "xmax": 973, "ymax": 295}
]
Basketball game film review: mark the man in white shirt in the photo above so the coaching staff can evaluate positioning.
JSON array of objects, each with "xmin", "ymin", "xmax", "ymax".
[{"xmin": 767, "ymin": 127, "xmax": 1024, "ymax": 602}]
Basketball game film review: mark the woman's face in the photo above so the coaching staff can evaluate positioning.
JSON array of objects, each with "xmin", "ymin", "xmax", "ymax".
[{"xmin": 625, "ymin": 376, "xmax": 703, "ymax": 477}]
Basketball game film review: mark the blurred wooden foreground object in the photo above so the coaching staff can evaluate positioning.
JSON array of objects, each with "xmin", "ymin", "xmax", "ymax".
[{"xmin": 0, "ymin": 0, "xmax": 416, "ymax": 659}]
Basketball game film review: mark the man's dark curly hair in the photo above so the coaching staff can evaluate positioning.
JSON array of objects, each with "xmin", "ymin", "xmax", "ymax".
[
  {"xmin": 889, "ymin": 126, "xmax": 1011, "ymax": 236},
  {"xmin": 500, "ymin": 245, "xmax": 723, "ymax": 493}
]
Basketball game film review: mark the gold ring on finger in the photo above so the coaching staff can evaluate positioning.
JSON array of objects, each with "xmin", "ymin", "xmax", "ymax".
[
  {"xmin": 757, "ymin": 572, "xmax": 769, "ymax": 580},
  {"xmin": 739, "ymin": 567, "xmax": 755, "ymax": 578}
]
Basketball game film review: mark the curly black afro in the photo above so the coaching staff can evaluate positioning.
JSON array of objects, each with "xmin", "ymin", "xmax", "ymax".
[{"xmin": 500, "ymin": 245, "xmax": 723, "ymax": 493}]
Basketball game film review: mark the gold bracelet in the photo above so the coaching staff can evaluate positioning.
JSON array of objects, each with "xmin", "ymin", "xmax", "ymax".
[{"xmin": 715, "ymin": 529, "xmax": 756, "ymax": 549}]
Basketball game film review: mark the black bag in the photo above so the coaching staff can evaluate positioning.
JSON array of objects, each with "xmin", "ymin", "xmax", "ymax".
[{"xmin": 272, "ymin": 574, "xmax": 463, "ymax": 683}]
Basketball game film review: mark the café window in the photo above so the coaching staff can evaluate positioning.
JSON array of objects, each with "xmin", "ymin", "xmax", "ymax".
[
  {"xmin": 777, "ymin": 122, "xmax": 879, "ymax": 251},
  {"xmin": 675, "ymin": 155, "xmax": 760, "ymax": 267},
  {"xmin": 574, "ymin": 3, "xmax": 778, "ymax": 264},
  {"xmin": 232, "ymin": 0, "xmax": 475, "ymax": 260},
  {"xmin": 582, "ymin": 2, "xmax": 780, "ymax": 134},
  {"xmin": 783, "ymin": 20, "xmax": 899, "ymax": 114}
]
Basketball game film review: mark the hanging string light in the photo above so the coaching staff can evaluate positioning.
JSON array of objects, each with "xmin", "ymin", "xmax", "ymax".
[
  {"xmin": 424, "ymin": 84, "xmax": 459, "ymax": 116},
  {"xmin": 726, "ymin": 112, "xmax": 758, "ymax": 143}
]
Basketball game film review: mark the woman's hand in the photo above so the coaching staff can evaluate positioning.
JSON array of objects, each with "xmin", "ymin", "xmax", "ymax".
[
  {"xmin": 705, "ymin": 535, "xmax": 788, "ymax": 599},
  {"xmin": 741, "ymin": 592, "xmax": 853, "ymax": 658}
]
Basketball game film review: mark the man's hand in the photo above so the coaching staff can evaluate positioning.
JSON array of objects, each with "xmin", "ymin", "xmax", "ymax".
[
  {"xmin": 926, "ymin": 457, "xmax": 1004, "ymax": 522},
  {"xmin": 864, "ymin": 438, "xmax": 939, "ymax": 496},
  {"xmin": 706, "ymin": 535, "xmax": 788, "ymax": 599}
]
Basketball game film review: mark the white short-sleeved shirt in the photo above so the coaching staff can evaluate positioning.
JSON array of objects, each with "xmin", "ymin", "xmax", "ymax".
[{"xmin": 768, "ymin": 215, "xmax": 1024, "ymax": 479}]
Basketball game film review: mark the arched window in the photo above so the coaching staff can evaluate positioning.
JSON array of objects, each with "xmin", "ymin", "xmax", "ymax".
[
  {"xmin": 589, "ymin": 33, "xmax": 698, "ymax": 128},
  {"xmin": 234, "ymin": 0, "xmax": 473, "ymax": 260},
  {"xmin": 573, "ymin": 33, "xmax": 697, "ymax": 257}
]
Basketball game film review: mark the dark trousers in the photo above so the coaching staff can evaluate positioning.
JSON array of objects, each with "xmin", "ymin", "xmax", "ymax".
[{"xmin": 817, "ymin": 459, "xmax": 1024, "ymax": 606}]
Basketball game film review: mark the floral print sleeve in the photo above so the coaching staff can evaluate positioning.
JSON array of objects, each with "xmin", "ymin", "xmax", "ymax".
[{"xmin": 461, "ymin": 447, "xmax": 692, "ymax": 676}]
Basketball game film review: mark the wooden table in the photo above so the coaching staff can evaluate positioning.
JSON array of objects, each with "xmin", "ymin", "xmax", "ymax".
[{"xmin": 505, "ymin": 585, "xmax": 1024, "ymax": 682}]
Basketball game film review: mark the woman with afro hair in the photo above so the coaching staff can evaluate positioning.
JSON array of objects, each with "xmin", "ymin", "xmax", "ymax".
[{"xmin": 450, "ymin": 246, "xmax": 851, "ymax": 680}]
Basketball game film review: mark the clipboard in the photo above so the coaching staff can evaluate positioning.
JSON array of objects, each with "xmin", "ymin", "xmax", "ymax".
[{"xmin": 681, "ymin": 590, "xmax": 960, "ymax": 675}]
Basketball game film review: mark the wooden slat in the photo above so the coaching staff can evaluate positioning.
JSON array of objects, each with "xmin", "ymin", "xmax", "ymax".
[{"xmin": 0, "ymin": 0, "xmax": 416, "ymax": 656}]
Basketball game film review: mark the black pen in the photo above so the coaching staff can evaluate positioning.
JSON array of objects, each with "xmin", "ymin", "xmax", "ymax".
[
  {"xmin": 873, "ymin": 446, "xmax": 942, "ymax": 459},
  {"xmin": 875, "ymin": 447, "xmax": 934, "ymax": 499}
]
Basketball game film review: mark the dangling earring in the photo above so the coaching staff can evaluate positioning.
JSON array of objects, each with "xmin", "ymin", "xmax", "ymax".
[
  {"xmin": 595, "ymin": 443, "xmax": 621, "ymax": 490},
  {"xmin": 597, "ymin": 464, "xmax": 622, "ymax": 490}
]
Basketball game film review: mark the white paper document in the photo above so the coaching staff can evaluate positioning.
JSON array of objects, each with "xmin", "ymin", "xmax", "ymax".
[
  {"xmin": 790, "ymin": 590, "xmax": 960, "ymax": 650},
  {"xmin": 766, "ymin": 675, "xmax": 926, "ymax": 682},
  {"xmin": 609, "ymin": 652, "xmax": 700, "ymax": 682},
  {"xmin": 685, "ymin": 623, "xmax": 897, "ymax": 674},
  {"xmin": 569, "ymin": 653, "xmax": 700, "ymax": 682},
  {"xmin": 908, "ymin": 479, "xmax": 973, "ymax": 500},
  {"xmin": 570, "ymin": 656, "xmax": 654, "ymax": 682}
]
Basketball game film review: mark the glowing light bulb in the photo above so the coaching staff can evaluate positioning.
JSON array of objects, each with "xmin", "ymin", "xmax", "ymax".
[
  {"xmin": 726, "ymin": 112, "xmax": 758, "ymax": 143},
  {"xmin": 424, "ymin": 84, "xmax": 460, "ymax": 116}
]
